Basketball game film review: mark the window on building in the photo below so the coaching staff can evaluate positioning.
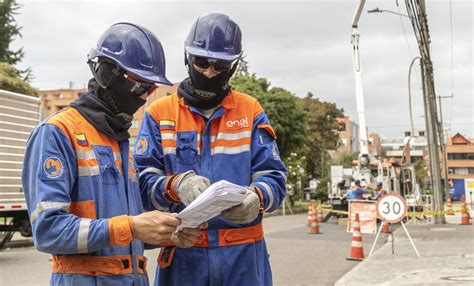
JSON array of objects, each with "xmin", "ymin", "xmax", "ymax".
[
  {"xmin": 447, "ymin": 153, "xmax": 474, "ymax": 160},
  {"xmin": 419, "ymin": 131, "xmax": 425, "ymax": 136},
  {"xmin": 405, "ymin": 131, "xmax": 411, "ymax": 137},
  {"xmin": 338, "ymin": 122, "xmax": 346, "ymax": 132},
  {"xmin": 448, "ymin": 167, "xmax": 469, "ymax": 175},
  {"xmin": 469, "ymin": 168, "xmax": 474, "ymax": 174}
]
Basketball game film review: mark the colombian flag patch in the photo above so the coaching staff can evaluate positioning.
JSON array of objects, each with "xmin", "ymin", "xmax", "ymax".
[
  {"xmin": 74, "ymin": 133, "xmax": 89, "ymax": 146},
  {"xmin": 159, "ymin": 120, "xmax": 175, "ymax": 130}
]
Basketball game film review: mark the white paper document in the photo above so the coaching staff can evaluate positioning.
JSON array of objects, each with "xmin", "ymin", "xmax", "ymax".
[{"xmin": 176, "ymin": 180, "xmax": 248, "ymax": 229}]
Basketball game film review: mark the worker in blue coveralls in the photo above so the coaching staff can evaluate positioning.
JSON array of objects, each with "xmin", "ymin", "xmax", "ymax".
[
  {"xmin": 22, "ymin": 23, "xmax": 204, "ymax": 286},
  {"xmin": 346, "ymin": 180, "xmax": 366, "ymax": 200},
  {"xmin": 133, "ymin": 12, "xmax": 288, "ymax": 286}
]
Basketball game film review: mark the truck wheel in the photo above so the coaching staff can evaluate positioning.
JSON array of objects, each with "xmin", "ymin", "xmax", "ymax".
[{"xmin": 18, "ymin": 220, "xmax": 32, "ymax": 237}]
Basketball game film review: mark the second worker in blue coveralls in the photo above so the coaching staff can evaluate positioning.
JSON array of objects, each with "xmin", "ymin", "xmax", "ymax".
[{"xmin": 134, "ymin": 12, "xmax": 288, "ymax": 286}]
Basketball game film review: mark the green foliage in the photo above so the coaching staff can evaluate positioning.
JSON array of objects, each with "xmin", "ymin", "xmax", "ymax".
[
  {"xmin": 0, "ymin": 62, "xmax": 38, "ymax": 96},
  {"xmin": 301, "ymin": 92, "xmax": 344, "ymax": 179},
  {"xmin": 0, "ymin": 0, "xmax": 24, "ymax": 65},
  {"xmin": 336, "ymin": 151, "xmax": 359, "ymax": 168},
  {"xmin": 235, "ymin": 55, "xmax": 249, "ymax": 76},
  {"xmin": 414, "ymin": 159, "xmax": 428, "ymax": 189},
  {"xmin": 230, "ymin": 73, "xmax": 307, "ymax": 159},
  {"xmin": 284, "ymin": 152, "xmax": 307, "ymax": 205}
]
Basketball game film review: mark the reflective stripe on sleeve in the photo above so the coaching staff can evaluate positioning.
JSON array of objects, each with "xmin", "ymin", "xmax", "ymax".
[
  {"xmin": 139, "ymin": 167, "xmax": 164, "ymax": 177},
  {"xmin": 211, "ymin": 144, "xmax": 250, "ymax": 155},
  {"xmin": 150, "ymin": 176, "xmax": 169, "ymax": 211},
  {"xmin": 30, "ymin": 201, "xmax": 71, "ymax": 223},
  {"xmin": 258, "ymin": 181, "xmax": 275, "ymax": 212},
  {"xmin": 252, "ymin": 170, "xmax": 288, "ymax": 183},
  {"xmin": 77, "ymin": 218, "xmax": 91, "ymax": 253}
]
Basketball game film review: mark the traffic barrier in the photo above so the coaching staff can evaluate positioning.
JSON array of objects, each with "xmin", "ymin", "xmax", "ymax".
[
  {"xmin": 460, "ymin": 202, "xmax": 471, "ymax": 225},
  {"xmin": 407, "ymin": 209, "xmax": 463, "ymax": 216},
  {"xmin": 308, "ymin": 209, "xmax": 321, "ymax": 234},
  {"xmin": 317, "ymin": 208, "xmax": 324, "ymax": 222},
  {"xmin": 307, "ymin": 204, "xmax": 314, "ymax": 226},
  {"xmin": 381, "ymin": 221, "xmax": 391, "ymax": 233},
  {"xmin": 347, "ymin": 213, "xmax": 364, "ymax": 261}
]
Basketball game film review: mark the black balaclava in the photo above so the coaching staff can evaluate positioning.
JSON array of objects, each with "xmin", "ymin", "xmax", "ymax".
[
  {"xmin": 70, "ymin": 60, "xmax": 148, "ymax": 141},
  {"xmin": 179, "ymin": 55, "xmax": 237, "ymax": 110},
  {"xmin": 95, "ymin": 61, "xmax": 146, "ymax": 121}
]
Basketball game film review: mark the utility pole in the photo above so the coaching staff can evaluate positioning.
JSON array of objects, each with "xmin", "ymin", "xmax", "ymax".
[
  {"xmin": 416, "ymin": 0, "xmax": 445, "ymax": 224},
  {"xmin": 437, "ymin": 94, "xmax": 453, "ymax": 202}
]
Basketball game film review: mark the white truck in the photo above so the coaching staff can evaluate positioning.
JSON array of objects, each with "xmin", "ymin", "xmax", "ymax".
[{"xmin": 0, "ymin": 89, "xmax": 41, "ymax": 249}]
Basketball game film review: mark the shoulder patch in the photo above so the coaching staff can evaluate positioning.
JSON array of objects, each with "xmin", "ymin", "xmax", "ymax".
[
  {"xmin": 42, "ymin": 155, "xmax": 65, "ymax": 180},
  {"xmin": 135, "ymin": 137, "xmax": 149, "ymax": 156}
]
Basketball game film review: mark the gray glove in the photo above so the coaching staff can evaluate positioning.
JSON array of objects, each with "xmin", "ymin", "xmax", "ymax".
[
  {"xmin": 174, "ymin": 170, "xmax": 210, "ymax": 206},
  {"xmin": 221, "ymin": 189, "xmax": 261, "ymax": 224}
]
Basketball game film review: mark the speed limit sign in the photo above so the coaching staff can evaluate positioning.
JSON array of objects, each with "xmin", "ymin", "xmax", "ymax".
[{"xmin": 376, "ymin": 193, "xmax": 407, "ymax": 223}]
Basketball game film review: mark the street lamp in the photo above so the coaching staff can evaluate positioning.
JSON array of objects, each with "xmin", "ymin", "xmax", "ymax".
[{"xmin": 367, "ymin": 7, "xmax": 411, "ymax": 18}]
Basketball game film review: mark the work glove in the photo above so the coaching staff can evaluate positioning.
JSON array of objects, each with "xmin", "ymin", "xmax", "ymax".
[
  {"xmin": 164, "ymin": 170, "xmax": 210, "ymax": 206},
  {"xmin": 221, "ymin": 188, "xmax": 262, "ymax": 224}
]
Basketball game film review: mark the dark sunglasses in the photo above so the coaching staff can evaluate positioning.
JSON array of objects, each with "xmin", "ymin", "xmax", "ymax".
[
  {"xmin": 123, "ymin": 74, "xmax": 157, "ymax": 96},
  {"xmin": 192, "ymin": 57, "xmax": 233, "ymax": 72}
]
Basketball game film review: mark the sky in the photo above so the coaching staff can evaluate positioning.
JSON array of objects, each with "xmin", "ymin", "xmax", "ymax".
[{"xmin": 11, "ymin": 0, "xmax": 473, "ymax": 139}]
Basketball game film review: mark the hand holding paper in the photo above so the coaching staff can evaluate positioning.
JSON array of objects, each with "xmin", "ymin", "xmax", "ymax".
[{"xmin": 176, "ymin": 180, "xmax": 248, "ymax": 229}]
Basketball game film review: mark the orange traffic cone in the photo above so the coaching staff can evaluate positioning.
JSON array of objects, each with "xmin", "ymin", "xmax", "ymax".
[
  {"xmin": 446, "ymin": 195, "xmax": 454, "ymax": 215},
  {"xmin": 307, "ymin": 204, "xmax": 314, "ymax": 226},
  {"xmin": 347, "ymin": 213, "xmax": 364, "ymax": 261},
  {"xmin": 460, "ymin": 202, "xmax": 472, "ymax": 225},
  {"xmin": 317, "ymin": 208, "xmax": 324, "ymax": 222},
  {"xmin": 381, "ymin": 221, "xmax": 391, "ymax": 233},
  {"xmin": 308, "ymin": 209, "xmax": 321, "ymax": 234}
]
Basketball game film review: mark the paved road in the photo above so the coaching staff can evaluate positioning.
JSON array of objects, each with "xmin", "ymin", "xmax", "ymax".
[{"xmin": 0, "ymin": 213, "xmax": 387, "ymax": 285}]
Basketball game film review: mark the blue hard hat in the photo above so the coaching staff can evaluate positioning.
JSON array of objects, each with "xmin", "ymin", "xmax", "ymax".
[
  {"xmin": 185, "ymin": 13, "xmax": 242, "ymax": 61},
  {"xmin": 88, "ymin": 22, "xmax": 172, "ymax": 85}
]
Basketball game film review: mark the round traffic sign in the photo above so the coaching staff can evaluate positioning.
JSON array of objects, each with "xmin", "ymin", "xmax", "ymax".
[{"xmin": 376, "ymin": 193, "xmax": 407, "ymax": 223}]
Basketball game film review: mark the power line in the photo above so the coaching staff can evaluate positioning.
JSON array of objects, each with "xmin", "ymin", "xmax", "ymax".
[
  {"xmin": 396, "ymin": 1, "xmax": 421, "ymax": 85},
  {"xmin": 448, "ymin": 0, "xmax": 455, "ymax": 134}
]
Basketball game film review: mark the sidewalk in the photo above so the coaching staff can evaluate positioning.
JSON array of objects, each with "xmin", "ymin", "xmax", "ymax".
[{"xmin": 336, "ymin": 212, "xmax": 474, "ymax": 285}]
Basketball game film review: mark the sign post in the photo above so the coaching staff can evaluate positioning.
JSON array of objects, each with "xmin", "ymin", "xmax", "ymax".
[{"xmin": 368, "ymin": 193, "xmax": 420, "ymax": 258}]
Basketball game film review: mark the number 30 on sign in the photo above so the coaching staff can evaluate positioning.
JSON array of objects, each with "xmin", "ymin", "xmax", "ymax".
[{"xmin": 376, "ymin": 193, "xmax": 407, "ymax": 223}]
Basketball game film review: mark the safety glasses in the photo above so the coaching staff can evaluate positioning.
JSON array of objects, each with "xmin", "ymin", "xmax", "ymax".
[
  {"xmin": 123, "ymin": 73, "xmax": 157, "ymax": 96},
  {"xmin": 192, "ymin": 56, "xmax": 233, "ymax": 72}
]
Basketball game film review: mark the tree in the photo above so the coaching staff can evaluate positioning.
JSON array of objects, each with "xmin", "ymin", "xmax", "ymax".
[
  {"xmin": 301, "ymin": 92, "xmax": 344, "ymax": 179},
  {"xmin": 0, "ymin": 0, "xmax": 24, "ymax": 65},
  {"xmin": 0, "ymin": 62, "xmax": 38, "ymax": 95},
  {"xmin": 235, "ymin": 54, "xmax": 249, "ymax": 76}
]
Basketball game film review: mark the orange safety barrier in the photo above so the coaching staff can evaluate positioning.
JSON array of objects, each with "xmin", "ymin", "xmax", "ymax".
[
  {"xmin": 347, "ymin": 213, "xmax": 364, "ymax": 261},
  {"xmin": 460, "ymin": 202, "xmax": 472, "ymax": 225},
  {"xmin": 381, "ymin": 221, "xmax": 391, "ymax": 234},
  {"xmin": 308, "ymin": 209, "xmax": 321, "ymax": 234}
]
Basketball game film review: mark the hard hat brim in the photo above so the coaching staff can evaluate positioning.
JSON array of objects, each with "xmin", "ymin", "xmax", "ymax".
[{"xmin": 185, "ymin": 46, "xmax": 241, "ymax": 62}]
